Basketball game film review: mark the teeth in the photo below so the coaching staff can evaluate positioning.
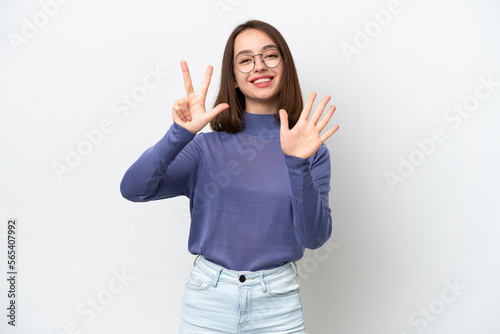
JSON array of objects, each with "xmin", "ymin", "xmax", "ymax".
[{"xmin": 253, "ymin": 78, "xmax": 272, "ymax": 84}]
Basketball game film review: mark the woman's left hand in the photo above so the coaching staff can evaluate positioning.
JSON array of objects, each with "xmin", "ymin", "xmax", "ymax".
[{"xmin": 279, "ymin": 92, "xmax": 340, "ymax": 159}]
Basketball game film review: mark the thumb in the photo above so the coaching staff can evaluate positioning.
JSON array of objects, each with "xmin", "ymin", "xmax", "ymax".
[
  {"xmin": 207, "ymin": 103, "xmax": 229, "ymax": 121},
  {"xmin": 279, "ymin": 109, "xmax": 289, "ymax": 135}
]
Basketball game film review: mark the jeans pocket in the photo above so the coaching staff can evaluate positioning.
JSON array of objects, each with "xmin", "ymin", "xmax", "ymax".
[
  {"xmin": 185, "ymin": 266, "xmax": 214, "ymax": 291},
  {"xmin": 267, "ymin": 273, "xmax": 300, "ymax": 297}
]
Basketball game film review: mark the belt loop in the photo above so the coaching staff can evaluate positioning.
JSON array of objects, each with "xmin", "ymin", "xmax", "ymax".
[
  {"xmin": 291, "ymin": 261, "xmax": 299, "ymax": 277},
  {"xmin": 193, "ymin": 254, "xmax": 201, "ymax": 267},
  {"xmin": 260, "ymin": 272, "xmax": 267, "ymax": 293},
  {"xmin": 212, "ymin": 268, "xmax": 222, "ymax": 288}
]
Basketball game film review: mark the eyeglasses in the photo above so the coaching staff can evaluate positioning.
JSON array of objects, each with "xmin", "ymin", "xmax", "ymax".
[{"xmin": 232, "ymin": 49, "xmax": 283, "ymax": 73}]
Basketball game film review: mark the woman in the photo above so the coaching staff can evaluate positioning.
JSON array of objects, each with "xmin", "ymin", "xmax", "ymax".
[{"xmin": 120, "ymin": 20, "xmax": 339, "ymax": 333}]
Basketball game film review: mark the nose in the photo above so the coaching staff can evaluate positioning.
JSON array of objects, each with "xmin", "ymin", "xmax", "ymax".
[{"xmin": 253, "ymin": 54, "xmax": 267, "ymax": 72}]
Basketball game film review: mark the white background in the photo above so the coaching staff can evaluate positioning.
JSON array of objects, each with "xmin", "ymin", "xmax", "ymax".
[{"xmin": 1, "ymin": 0, "xmax": 500, "ymax": 333}]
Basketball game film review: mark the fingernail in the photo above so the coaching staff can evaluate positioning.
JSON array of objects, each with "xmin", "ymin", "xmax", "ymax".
[{"xmin": 186, "ymin": 116, "xmax": 191, "ymax": 121}]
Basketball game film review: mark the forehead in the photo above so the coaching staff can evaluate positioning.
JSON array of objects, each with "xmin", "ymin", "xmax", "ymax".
[{"xmin": 234, "ymin": 29, "xmax": 277, "ymax": 56}]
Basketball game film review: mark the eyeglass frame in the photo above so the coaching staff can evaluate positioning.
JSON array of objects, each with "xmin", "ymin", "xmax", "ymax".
[{"xmin": 232, "ymin": 49, "xmax": 284, "ymax": 73}]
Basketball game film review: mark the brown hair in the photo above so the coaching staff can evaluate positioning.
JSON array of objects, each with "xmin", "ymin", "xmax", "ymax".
[{"xmin": 210, "ymin": 20, "xmax": 303, "ymax": 133}]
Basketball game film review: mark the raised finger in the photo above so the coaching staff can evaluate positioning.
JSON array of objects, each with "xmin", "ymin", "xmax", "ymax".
[
  {"xmin": 180, "ymin": 61, "xmax": 194, "ymax": 96},
  {"xmin": 316, "ymin": 104, "xmax": 336, "ymax": 133},
  {"xmin": 320, "ymin": 124, "xmax": 340, "ymax": 142},
  {"xmin": 279, "ymin": 109, "xmax": 290, "ymax": 134},
  {"xmin": 198, "ymin": 65, "xmax": 214, "ymax": 97},
  {"xmin": 310, "ymin": 95, "xmax": 331, "ymax": 125},
  {"xmin": 300, "ymin": 92, "xmax": 317, "ymax": 121}
]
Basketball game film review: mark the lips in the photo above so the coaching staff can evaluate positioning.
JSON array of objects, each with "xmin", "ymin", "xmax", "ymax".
[{"xmin": 250, "ymin": 75, "xmax": 274, "ymax": 84}]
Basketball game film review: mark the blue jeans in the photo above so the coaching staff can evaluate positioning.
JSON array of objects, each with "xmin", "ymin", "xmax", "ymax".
[{"xmin": 180, "ymin": 255, "xmax": 307, "ymax": 333}]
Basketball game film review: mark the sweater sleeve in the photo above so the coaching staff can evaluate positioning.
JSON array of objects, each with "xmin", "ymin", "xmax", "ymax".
[
  {"xmin": 284, "ymin": 144, "xmax": 333, "ymax": 249},
  {"xmin": 120, "ymin": 122, "xmax": 201, "ymax": 202}
]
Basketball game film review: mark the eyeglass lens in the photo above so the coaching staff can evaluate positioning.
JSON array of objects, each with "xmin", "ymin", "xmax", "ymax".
[{"xmin": 235, "ymin": 50, "xmax": 281, "ymax": 73}]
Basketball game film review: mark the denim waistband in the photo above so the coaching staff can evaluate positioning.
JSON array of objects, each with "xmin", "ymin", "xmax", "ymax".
[{"xmin": 193, "ymin": 255, "xmax": 297, "ymax": 292}]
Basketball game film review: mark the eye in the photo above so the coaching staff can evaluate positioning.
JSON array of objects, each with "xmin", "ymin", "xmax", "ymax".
[
  {"xmin": 238, "ymin": 56, "xmax": 252, "ymax": 64},
  {"xmin": 264, "ymin": 51, "xmax": 280, "ymax": 59}
]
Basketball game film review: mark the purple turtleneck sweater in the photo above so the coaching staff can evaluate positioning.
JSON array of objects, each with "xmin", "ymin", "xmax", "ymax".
[{"xmin": 120, "ymin": 112, "xmax": 332, "ymax": 271}]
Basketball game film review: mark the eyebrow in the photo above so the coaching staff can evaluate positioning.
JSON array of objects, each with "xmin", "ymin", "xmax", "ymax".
[{"xmin": 235, "ymin": 45, "xmax": 279, "ymax": 59}]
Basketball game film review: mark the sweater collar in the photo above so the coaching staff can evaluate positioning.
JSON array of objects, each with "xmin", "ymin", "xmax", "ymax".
[{"xmin": 241, "ymin": 111, "xmax": 280, "ymax": 138}]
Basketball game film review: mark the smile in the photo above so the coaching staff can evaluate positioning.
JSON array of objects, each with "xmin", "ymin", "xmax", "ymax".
[
  {"xmin": 252, "ymin": 77, "xmax": 272, "ymax": 84},
  {"xmin": 250, "ymin": 76, "xmax": 274, "ymax": 87}
]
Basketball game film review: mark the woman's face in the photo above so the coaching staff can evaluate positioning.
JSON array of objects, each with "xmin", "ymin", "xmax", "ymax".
[{"xmin": 233, "ymin": 29, "xmax": 283, "ymax": 108}]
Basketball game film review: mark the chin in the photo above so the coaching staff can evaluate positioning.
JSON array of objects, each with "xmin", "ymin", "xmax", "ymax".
[{"xmin": 251, "ymin": 88, "xmax": 279, "ymax": 99}]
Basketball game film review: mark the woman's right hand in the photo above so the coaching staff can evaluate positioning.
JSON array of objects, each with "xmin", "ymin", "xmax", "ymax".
[{"xmin": 172, "ymin": 61, "xmax": 229, "ymax": 134}]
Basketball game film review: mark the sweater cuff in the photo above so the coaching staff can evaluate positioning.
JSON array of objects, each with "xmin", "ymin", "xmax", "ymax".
[
  {"xmin": 153, "ymin": 122, "xmax": 196, "ymax": 160},
  {"xmin": 284, "ymin": 154, "xmax": 313, "ymax": 199}
]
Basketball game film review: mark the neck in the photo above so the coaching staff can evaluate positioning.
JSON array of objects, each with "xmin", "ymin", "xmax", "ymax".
[
  {"xmin": 242, "ymin": 110, "xmax": 280, "ymax": 138},
  {"xmin": 244, "ymin": 97, "xmax": 279, "ymax": 115}
]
